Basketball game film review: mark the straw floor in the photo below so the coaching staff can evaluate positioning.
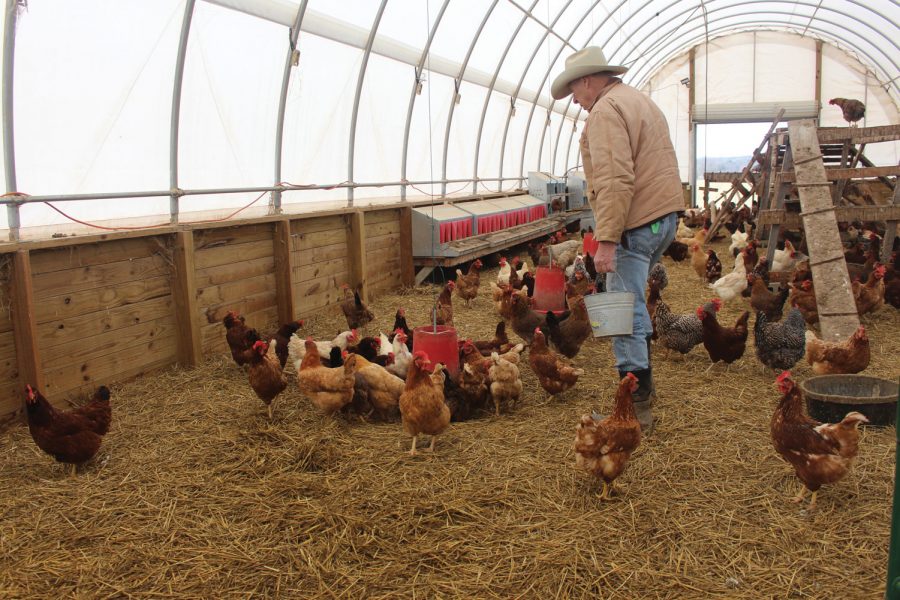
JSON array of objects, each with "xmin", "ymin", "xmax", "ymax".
[{"xmin": 1, "ymin": 240, "xmax": 897, "ymax": 599}]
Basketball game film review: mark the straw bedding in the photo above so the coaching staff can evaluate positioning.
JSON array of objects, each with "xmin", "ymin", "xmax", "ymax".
[{"xmin": 1, "ymin": 239, "xmax": 897, "ymax": 599}]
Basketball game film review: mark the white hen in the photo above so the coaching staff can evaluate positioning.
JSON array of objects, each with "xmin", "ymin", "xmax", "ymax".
[
  {"xmin": 709, "ymin": 257, "xmax": 747, "ymax": 302},
  {"xmin": 288, "ymin": 329, "xmax": 359, "ymax": 367}
]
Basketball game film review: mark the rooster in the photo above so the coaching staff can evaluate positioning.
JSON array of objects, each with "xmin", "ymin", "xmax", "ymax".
[
  {"xmin": 697, "ymin": 299, "xmax": 749, "ymax": 371},
  {"xmin": 399, "ymin": 351, "xmax": 450, "ymax": 456},
  {"xmin": 805, "ymin": 325, "xmax": 870, "ymax": 375},
  {"xmin": 574, "ymin": 373, "xmax": 642, "ymax": 501},
  {"xmin": 770, "ymin": 371, "xmax": 868, "ymax": 510},
  {"xmin": 247, "ymin": 340, "xmax": 288, "ymax": 419},
  {"xmin": 829, "ymin": 98, "xmax": 865, "ymax": 127},
  {"xmin": 24, "ymin": 385, "xmax": 111, "ymax": 476}
]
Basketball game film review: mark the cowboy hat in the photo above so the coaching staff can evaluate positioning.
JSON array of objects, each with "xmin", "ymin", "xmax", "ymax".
[{"xmin": 551, "ymin": 46, "xmax": 628, "ymax": 100}]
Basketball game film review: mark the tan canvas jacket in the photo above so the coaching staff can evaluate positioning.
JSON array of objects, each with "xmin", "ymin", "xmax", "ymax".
[{"xmin": 580, "ymin": 80, "xmax": 684, "ymax": 243}]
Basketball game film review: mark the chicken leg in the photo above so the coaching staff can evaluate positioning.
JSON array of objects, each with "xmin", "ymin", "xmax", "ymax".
[
  {"xmin": 267, "ymin": 404, "xmax": 273, "ymax": 420},
  {"xmin": 791, "ymin": 483, "xmax": 809, "ymax": 504},
  {"xmin": 427, "ymin": 435, "xmax": 437, "ymax": 453},
  {"xmin": 598, "ymin": 481, "xmax": 611, "ymax": 501},
  {"xmin": 409, "ymin": 435, "xmax": 418, "ymax": 456},
  {"xmin": 69, "ymin": 464, "xmax": 77, "ymax": 477}
]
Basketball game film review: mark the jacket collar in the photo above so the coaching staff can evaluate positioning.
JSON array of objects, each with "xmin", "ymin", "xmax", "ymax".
[{"xmin": 587, "ymin": 78, "xmax": 622, "ymax": 112}]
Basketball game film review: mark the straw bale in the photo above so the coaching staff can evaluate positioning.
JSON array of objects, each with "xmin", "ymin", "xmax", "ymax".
[{"xmin": 0, "ymin": 240, "xmax": 896, "ymax": 599}]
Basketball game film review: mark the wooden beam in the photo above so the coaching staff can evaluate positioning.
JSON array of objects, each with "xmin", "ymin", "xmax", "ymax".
[
  {"xmin": 10, "ymin": 250, "xmax": 44, "ymax": 399},
  {"xmin": 171, "ymin": 230, "xmax": 202, "ymax": 367},
  {"xmin": 347, "ymin": 211, "xmax": 367, "ymax": 302},
  {"xmin": 881, "ymin": 183, "xmax": 900, "ymax": 264},
  {"xmin": 776, "ymin": 164, "xmax": 900, "ymax": 183},
  {"xmin": 757, "ymin": 205, "xmax": 900, "ymax": 227},
  {"xmin": 814, "ymin": 40, "xmax": 823, "ymax": 123},
  {"xmin": 272, "ymin": 219, "xmax": 296, "ymax": 322},
  {"xmin": 773, "ymin": 124, "xmax": 900, "ymax": 146},
  {"xmin": 788, "ymin": 119, "xmax": 859, "ymax": 342},
  {"xmin": 399, "ymin": 206, "xmax": 414, "ymax": 286}
]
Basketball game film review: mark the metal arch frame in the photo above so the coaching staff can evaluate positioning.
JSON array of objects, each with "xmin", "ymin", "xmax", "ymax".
[
  {"xmin": 169, "ymin": 0, "xmax": 197, "ymax": 224},
  {"xmin": 506, "ymin": 0, "xmax": 577, "ymax": 52},
  {"xmin": 2, "ymin": 0, "xmax": 19, "ymax": 239},
  {"xmin": 399, "ymin": 0, "xmax": 450, "ymax": 202},
  {"xmin": 617, "ymin": 2, "xmax": 900, "ymax": 94},
  {"xmin": 496, "ymin": 0, "xmax": 595, "ymax": 189},
  {"xmin": 545, "ymin": 0, "xmax": 900, "ymax": 175},
  {"xmin": 518, "ymin": 0, "xmax": 634, "ymax": 180},
  {"xmin": 439, "ymin": 0, "xmax": 499, "ymax": 196},
  {"xmin": 272, "ymin": 0, "xmax": 310, "ymax": 212},
  {"xmin": 469, "ymin": 0, "xmax": 540, "ymax": 194},
  {"xmin": 347, "ymin": 0, "xmax": 388, "ymax": 206},
  {"xmin": 627, "ymin": 15, "xmax": 900, "ymax": 97}
]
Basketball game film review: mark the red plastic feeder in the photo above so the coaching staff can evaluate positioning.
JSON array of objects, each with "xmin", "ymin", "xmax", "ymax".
[
  {"xmin": 582, "ymin": 231, "xmax": 594, "ymax": 255},
  {"xmin": 532, "ymin": 265, "xmax": 567, "ymax": 311},
  {"xmin": 412, "ymin": 325, "xmax": 459, "ymax": 377}
]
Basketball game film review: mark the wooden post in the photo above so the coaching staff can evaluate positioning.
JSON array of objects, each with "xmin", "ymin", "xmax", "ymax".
[
  {"xmin": 347, "ymin": 210, "xmax": 367, "ymax": 302},
  {"xmin": 273, "ymin": 219, "xmax": 296, "ymax": 322},
  {"xmin": 399, "ymin": 206, "xmax": 414, "ymax": 286},
  {"xmin": 788, "ymin": 119, "xmax": 859, "ymax": 342},
  {"xmin": 171, "ymin": 230, "xmax": 202, "ymax": 367},
  {"xmin": 882, "ymin": 182, "xmax": 900, "ymax": 265},
  {"xmin": 814, "ymin": 40, "xmax": 823, "ymax": 124},
  {"xmin": 10, "ymin": 250, "xmax": 44, "ymax": 396}
]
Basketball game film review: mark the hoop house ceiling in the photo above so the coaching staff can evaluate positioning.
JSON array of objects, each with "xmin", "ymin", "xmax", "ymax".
[{"xmin": 1, "ymin": 0, "xmax": 898, "ymax": 235}]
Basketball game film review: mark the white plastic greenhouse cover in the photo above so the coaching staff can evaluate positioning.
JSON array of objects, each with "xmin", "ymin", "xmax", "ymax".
[{"xmin": 1, "ymin": 0, "xmax": 897, "ymax": 238}]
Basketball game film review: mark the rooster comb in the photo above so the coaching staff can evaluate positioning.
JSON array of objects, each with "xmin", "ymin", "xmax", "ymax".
[
  {"xmin": 413, "ymin": 350, "xmax": 430, "ymax": 361},
  {"xmin": 776, "ymin": 371, "xmax": 792, "ymax": 383},
  {"xmin": 711, "ymin": 298, "xmax": 723, "ymax": 311},
  {"xmin": 624, "ymin": 372, "xmax": 638, "ymax": 383}
]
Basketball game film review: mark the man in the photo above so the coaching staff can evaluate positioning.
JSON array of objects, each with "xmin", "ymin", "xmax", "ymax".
[{"xmin": 552, "ymin": 47, "xmax": 683, "ymax": 431}]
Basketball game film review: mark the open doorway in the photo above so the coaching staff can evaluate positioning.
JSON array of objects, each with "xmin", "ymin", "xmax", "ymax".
[{"xmin": 694, "ymin": 122, "xmax": 784, "ymax": 208}]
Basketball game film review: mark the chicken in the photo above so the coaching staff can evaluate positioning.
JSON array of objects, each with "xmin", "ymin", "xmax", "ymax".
[
  {"xmin": 246, "ymin": 340, "xmax": 288, "ymax": 419},
  {"xmin": 574, "ymin": 373, "xmax": 642, "ymax": 500},
  {"xmin": 348, "ymin": 336, "xmax": 393, "ymax": 368},
  {"xmin": 677, "ymin": 227, "xmax": 707, "ymax": 248},
  {"xmin": 697, "ymin": 299, "xmax": 750, "ymax": 370},
  {"xmin": 24, "ymin": 385, "xmax": 110, "ymax": 476},
  {"xmin": 729, "ymin": 228, "xmax": 749, "ymax": 256},
  {"xmin": 496, "ymin": 257, "xmax": 512, "ymax": 286},
  {"xmin": 491, "ymin": 282, "xmax": 513, "ymax": 317},
  {"xmin": 388, "ymin": 330, "xmax": 413, "ymax": 379},
  {"xmin": 297, "ymin": 338, "xmax": 356, "ymax": 414},
  {"xmin": 270, "ymin": 320, "xmax": 304, "ymax": 369},
  {"xmin": 770, "ymin": 372, "xmax": 868, "ymax": 510},
  {"xmin": 690, "ymin": 243, "xmax": 707, "ymax": 280},
  {"xmin": 568, "ymin": 270, "xmax": 594, "ymax": 298},
  {"xmin": 662, "ymin": 239, "xmax": 689, "ymax": 262},
  {"xmin": 788, "ymin": 280, "xmax": 819, "ymax": 325},
  {"xmin": 528, "ymin": 328, "xmax": 583, "ymax": 400},
  {"xmin": 708, "ymin": 256, "xmax": 747, "ymax": 302},
  {"xmin": 829, "ymin": 98, "xmax": 865, "ymax": 126},
  {"xmin": 454, "ymin": 259, "xmax": 483, "ymax": 307},
  {"xmin": 388, "ymin": 308, "xmax": 413, "ymax": 351},
  {"xmin": 647, "ymin": 262, "xmax": 668, "ymax": 291},
  {"xmin": 343, "ymin": 353, "xmax": 404, "ymax": 420},
  {"xmin": 340, "ymin": 283, "xmax": 374, "ymax": 330},
  {"xmin": 474, "ymin": 321, "xmax": 514, "ymax": 356},
  {"xmin": 431, "ymin": 281, "xmax": 455, "ymax": 326},
  {"xmin": 521, "ymin": 271, "xmax": 536, "ymax": 297},
  {"xmin": 457, "ymin": 362, "xmax": 491, "ymax": 418},
  {"xmin": 851, "ymin": 264, "xmax": 886, "ymax": 315},
  {"xmin": 676, "ymin": 220, "xmax": 694, "ymax": 239},
  {"xmin": 399, "ymin": 351, "xmax": 450, "ymax": 456},
  {"xmin": 805, "ymin": 325, "xmax": 870, "ymax": 375},
  {"xmin": 459, "ymin": 339, "xmax": 524, "ymax": 372},
  {"xmin": 72, "ymin": 385, "xmax": 112, "ymax": 437},
  {"xmin": 544, "ymin": 295, "xmax": 592, "ymax": 358},
  {"xmin": 705, "ymin": 250, "xmax": 722, "ymax": 283},
  {"xmin": 223, "ymin": 311, "xmax": 260, "ymax": 367},
  {"xmin": 653, "ymin": 300, "xmax": 703, "ymax": 357},
  {"xmin": 288, "ymin": 328, "xmax": 359, "ymax": 366},
  {"xmin": 582, "ymin": 251, "xmax": 598, "ymax": 281},
  {"xmin": 439, "ymin": 364, "xmax": 484, "ymax": 422},
  {"xmin": 749, "ymin": 275, "xmax": 790, "ymax": 320},
  {"xmin": 547, "ymin": 239, "xmax": 581, "ymax": 269},
  {"xmin": 513, "ymin": 256, "xmax": 530, "ymax": 280},
  {"xmin": 508, "ymin": 289, "xmax": 547, "ymax": 344},
  {"xmin": 740, "ymin": 241, "xmax": 759, "ymax": 273},
  {"xmin": 647, "ymin": 280, "xmax": 662, "ymax": 340},
  {"xmin": 488, "ymin": 352, "xmax": 523, "ymax": 416},
  {"xmin": 773, "ymin": 240, "xmax": 798, "ymax": 273},
  {"xmin": 754, "ymin": 308, "xmax": 807, "ymax": 371}
]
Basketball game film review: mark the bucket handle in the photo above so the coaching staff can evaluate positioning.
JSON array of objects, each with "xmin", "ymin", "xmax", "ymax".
[{"xmin": 603, "ymin": 271, "xmax": 626, "ymax": 292}]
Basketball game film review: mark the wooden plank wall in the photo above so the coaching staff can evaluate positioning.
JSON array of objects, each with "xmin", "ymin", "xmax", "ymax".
[
  {"xmin": 0, "ymin": 207, "xmax": 404, "ymax": 420},
  {"xmin": 366, "ymin": 209, "xmax": 402, "ymax": 297},
  {"xmin": 0, "ymin": 258, "xmax": 17, "ymax": 418},
  {"xmin": 30, "ymin": 236, "xmax": 178, "ymax": 402}
]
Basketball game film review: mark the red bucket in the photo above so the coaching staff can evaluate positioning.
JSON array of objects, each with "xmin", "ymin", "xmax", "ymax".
[
  {"xmin": 412, "ymin": 325, "xmax": 459, "ymax": 377},
  {"xmin": 532, "ymin": 265, "xmax": 567, "ymax": 311}
]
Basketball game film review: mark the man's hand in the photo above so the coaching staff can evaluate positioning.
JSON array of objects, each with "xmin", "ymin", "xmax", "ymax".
[{"xmin": 592, "ymin": 241, "xmax": 617, "ymax": 273}]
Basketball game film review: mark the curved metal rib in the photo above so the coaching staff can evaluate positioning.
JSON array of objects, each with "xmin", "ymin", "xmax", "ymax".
[
  {"xmin": 347, "ymin": 0, "xmax": 389, "ymax": 206},
  {"xmin": 2, "ymin": 0, "xmax": 19, "ymax": 239},
  {"xmin": 399, "ymin": 0, "xmax": 450, "ymax": 201},
  {"xmin": 169, "ymin": 0, "xmax": 197, "ymax": 224}
]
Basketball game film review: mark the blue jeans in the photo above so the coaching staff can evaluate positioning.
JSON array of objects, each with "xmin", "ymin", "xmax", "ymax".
[{"xmin": 607, "ymin": 212, "xmax": 678, "ymax": 372}]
